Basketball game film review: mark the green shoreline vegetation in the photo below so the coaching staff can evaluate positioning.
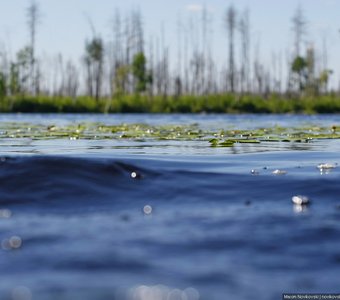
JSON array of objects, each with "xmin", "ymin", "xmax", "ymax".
[{"xmin": 1, "ymin": 94, "xmax": 340, "ymax": 114}]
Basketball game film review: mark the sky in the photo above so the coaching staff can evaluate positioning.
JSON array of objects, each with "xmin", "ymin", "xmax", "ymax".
[{"xmin": 0, "ymin": 0, "xmax": 340, "ymax": 87}]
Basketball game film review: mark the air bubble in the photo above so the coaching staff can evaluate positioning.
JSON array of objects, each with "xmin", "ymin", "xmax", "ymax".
[
  {"xmin": 143, "ymin": 205, "xmax": 153, "ymax": 215},
  {"xmin": 2, "ymin": 236, "xmax": 22, "ymax": 250}
]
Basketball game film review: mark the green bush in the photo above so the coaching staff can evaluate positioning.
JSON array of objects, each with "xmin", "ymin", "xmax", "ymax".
[{"xmin": 2, "ymin": 93, "xmax": 340, "ymax": 114}]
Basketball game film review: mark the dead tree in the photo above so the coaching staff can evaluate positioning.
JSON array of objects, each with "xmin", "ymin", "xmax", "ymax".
[
  {"xmin": 225, "ymin": 5, "xmax": 237, "ymax": 93},
  {"xmin": 239, "ymin": 9, "xmax": 250, "ymax": 93},
  {"xmin": 26, "ymin": 0, "xmax": 40, "ymax": 95},
  {"xmin": 291, "ymin": 5, "xmax": 307, "ymax": 58}
]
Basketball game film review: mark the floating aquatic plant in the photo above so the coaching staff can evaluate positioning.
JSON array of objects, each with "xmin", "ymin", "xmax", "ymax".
[{"xmin": 0, "ymin": 122, "xmax": 340, "ymax": 147}]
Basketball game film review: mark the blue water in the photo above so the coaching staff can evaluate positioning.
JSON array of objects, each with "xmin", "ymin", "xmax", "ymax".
[{"xmin": 0, "ymin": 114, "xmax": 340, "ymax": 300}]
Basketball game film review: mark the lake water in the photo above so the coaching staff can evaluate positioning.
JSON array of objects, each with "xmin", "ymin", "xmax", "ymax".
[{"xmin": 0, "ymin": 114, "xmax": 340, "ymax": 300}]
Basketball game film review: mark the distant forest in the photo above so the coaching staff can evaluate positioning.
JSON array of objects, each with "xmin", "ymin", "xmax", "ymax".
[{"xmin": 0, "ymin": 1, "xmax": 338, "ymax": 113}]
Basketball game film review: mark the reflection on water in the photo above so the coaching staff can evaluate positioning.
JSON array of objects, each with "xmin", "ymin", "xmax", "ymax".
[
  {"xmin": 0, "ymin": 113, "xmax": 339, "ymax": 129},
  {"xmin": 0, "ymin": 138, "xmax": 328, "ymax": 157},
  {"xmin": 129, "ymin": 285, "xmax": 200, "ymax": 300},
  {"xmin": 293, "ymin": 204, "xmax": 309, "ymax": 213}
]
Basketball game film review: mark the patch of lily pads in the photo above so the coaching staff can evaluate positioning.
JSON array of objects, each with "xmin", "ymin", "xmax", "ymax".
[
  {"xmin": 209, "ymin": 125, "xmax": 340, "ymax": 147},
  {"xmin": 0, "ymin": 122, "xmax": 340, "ymax": 147}
]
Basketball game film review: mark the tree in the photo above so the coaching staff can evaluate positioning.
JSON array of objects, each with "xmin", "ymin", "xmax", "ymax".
[
  {"xmin": 132, "ymin": 52, "xmax": 151, "ymax": 93},
  {"xmin": 9, "ymin": 63, "xmax": 20, "ymax": 96},
  {"xmin": 65, "ymin": 60, "xmax": 79, "ymax": 98},
  {"xmin": 290, "ymin": 6, "xmax": 307, "ymax": 94},
  {"xmin": 291, "ymin": 6, "xmax": 307, "ymax": 58},
  {"xmin": 225, "ymin": 5, "xmax": 237, "ymax": 93},
  {"xmin": 84, "ymin": 36, "xmax": 104, "ymax": 101},
  {"xmin": 16, "ymin": 46, "xmax": 32, "ymax": 94},
  {"xmin": 0, "ymin": 71, "xmax": 7, "ymax": 100},
  {"xmin": 239, "ymin": 9, "xmax": 250, "ymax": 93},
  {"xmin": 304, "ymin": 45, "xmax": 317, "ymax": 95},
  {"xmin": 109, "ymin": 9, "xmax": 123, "ymax": 98},
  {"xmin": 319, "ymin": 69, "xmax": 333, "ymax": 94},
  {"xmin": 114, "ymin": 65, "xmax": 130, "ymax": 97},
  {"xmin": 291, "ymin": 56, "xmax": 307, "ymax": 92},
  {"xmin": 26, "ymin": 0, "xmax": 40, "ymax": 95},
  {"xmin": 132, "ymin": 52, "xmax": 146, "ymax": 92},
  {"xmin": 190, "ymin": 51, "xmax": 204, "ymax": 95}
]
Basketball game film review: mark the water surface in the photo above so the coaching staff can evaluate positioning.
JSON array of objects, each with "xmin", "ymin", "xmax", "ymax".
[{"xmin": 0, "ymin": 114, "xmax": 340, "ymax": 300}]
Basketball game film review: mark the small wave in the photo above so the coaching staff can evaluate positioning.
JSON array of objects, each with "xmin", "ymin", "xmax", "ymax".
[
  {"xmin": 0, "ymin": 156, "xmax": 158, "ymax": 208},
  {"xmin": 1, "ymin": 155, "xmax": 340, "ymax": 300},
  {"xmin": 0, "ymin": 156, "xmax": 339, "ymax": 209}
]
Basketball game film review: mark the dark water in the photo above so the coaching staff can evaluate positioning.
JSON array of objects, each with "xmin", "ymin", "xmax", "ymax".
[{"xmin": 0, "ymin": 114, "xmax": 340, "ymax": 300}]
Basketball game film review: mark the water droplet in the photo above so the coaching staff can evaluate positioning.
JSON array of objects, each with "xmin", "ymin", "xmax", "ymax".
[
  {"xmin": 131, "ymin": 171, "xmax": 142, "ymax": 179},
  {"xmin": 272, "ymin": 169, "xmax": 287, "ymax": 175},
  {"xmin": 9, "ymin": 236, "xmax": 22, "ymax": 249},
  {"xmin": 0, "ymin": 209, "xmax": 12, "ymax": 218},
  {"xmin": 2, "ymin": 236, "xmax": 22, "ymax": 250},
  {"xmin": 11, "ymin": 286, "xmax": 32, "ymax": 300},
  {"xmin": 317, "ymin": 163, "xmax": 336, "ymax": 170},
  {"xmin": 183, "ymin": 287, "xmax": 200, "ymax": 300},
  {"xmin": 1, "ymin": 239, "xmax": 11, "ymax": 250},
  {"xmin": 168, "ymin": 289, "xmax": 182, "ymax": 300},
  {"xmin": 143, "ymin": 205, "xmax": 153, "ymax": 215},
  {"xmin": 133, "ymin": 285, "xmax": 152, "ymax": 299},
  {"xmin": 292, "ymin": 195, "xmax": 310, "ymax": 206}
]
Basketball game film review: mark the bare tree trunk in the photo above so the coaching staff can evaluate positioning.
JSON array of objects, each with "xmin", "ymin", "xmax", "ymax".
[
  {"xmin": 27, "ymin": 0, "xmax": 40, "ymax": 96},
  {"xmin": 239, "ymin": 9, "xmax": 250, "ymax": 94},
  {"xmin": 291, "ymin": 5, "xmax": 306, "ymax": 58},
  {"xmin": 225, "ymin": 5, "xmax": 237, "ymax": 93}
]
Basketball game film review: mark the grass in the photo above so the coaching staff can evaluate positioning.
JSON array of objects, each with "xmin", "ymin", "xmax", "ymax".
[{"xmin": 1, "ymin": 93, "xmax": 340, "ymax": 114}]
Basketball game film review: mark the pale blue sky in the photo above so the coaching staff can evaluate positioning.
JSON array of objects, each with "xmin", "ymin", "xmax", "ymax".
[{"xmin": 0, "ymin": 0, "xmax": 340, "ymax": 86}]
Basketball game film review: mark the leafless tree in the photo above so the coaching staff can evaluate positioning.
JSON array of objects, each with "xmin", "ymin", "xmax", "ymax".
[
  {"xmin": 291, "ymin": 5, "xmax": 307, "ymax": 58},
  {"xmin": 27, "ymin": 0, "xmax": 40, "ymax": 95},
  {"xmin": 225, "ymin": 5, "xmax": 237, "ymax": 93},
  {"xmin": 239, "ymin": 9, "xmax": 250, "ymax": 93},
  {"xmin": 84, "ymin": 18, "xmax": 104, "ymax": 101},
  {"xmin": 65, "ymin": 60, "xmax": 79, "ymax": 99}
]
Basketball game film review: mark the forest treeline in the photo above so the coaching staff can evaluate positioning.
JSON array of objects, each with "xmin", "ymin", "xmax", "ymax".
[{"xmin": 0, "ymin": 1, "xmax": 339, "ymax": 113}]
